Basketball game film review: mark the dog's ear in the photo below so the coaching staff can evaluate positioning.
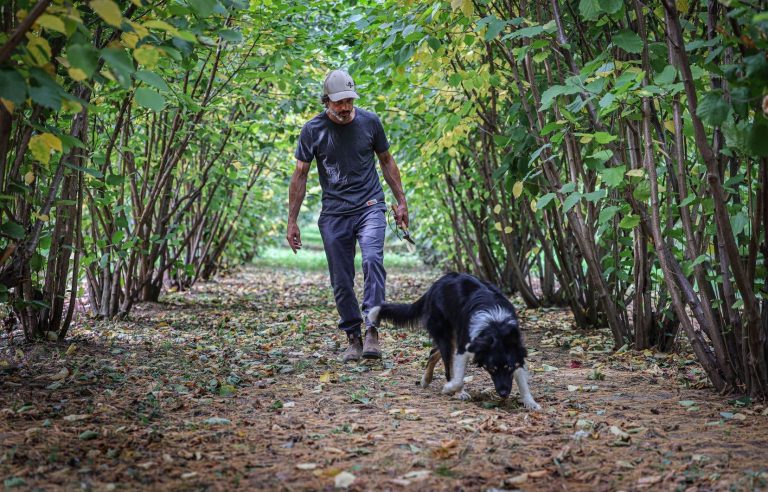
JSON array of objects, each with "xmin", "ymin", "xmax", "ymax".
[
  {"xmin": 502, "ymin": 319, "xmax": 522, "ymax": 342},
  {"xmin": 467, "ymin": 332, "xmax": 495, "ymax": 354}
]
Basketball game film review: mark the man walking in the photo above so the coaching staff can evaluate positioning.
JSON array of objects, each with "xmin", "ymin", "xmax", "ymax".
[{"xmin": 286, "ymin": 69, "xmax": 408, "ymax": 362}]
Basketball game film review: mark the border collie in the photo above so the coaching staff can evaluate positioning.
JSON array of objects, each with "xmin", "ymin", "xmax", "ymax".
[{"xmin": 368, "ymin": 272, "xmax": 540, "ymax": 410}]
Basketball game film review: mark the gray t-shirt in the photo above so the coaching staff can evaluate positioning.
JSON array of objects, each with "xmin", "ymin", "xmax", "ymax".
[{"xmin": 295, "ymin": 108, "xmax": 389, "ymax": 216}]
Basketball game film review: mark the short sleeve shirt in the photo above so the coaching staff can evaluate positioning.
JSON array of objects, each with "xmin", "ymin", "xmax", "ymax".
[{"xmin": 295, "ymin": 108, "xmax": 389, "ymax": 216}]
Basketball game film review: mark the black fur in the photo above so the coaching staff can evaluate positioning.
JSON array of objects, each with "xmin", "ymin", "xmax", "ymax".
[{"xmin": 368, "ymin": 272, "xmax": 529, "ymax": 399}]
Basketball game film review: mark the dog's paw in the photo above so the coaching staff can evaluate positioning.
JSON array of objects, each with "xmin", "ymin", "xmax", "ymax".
[
  {"xmin": 420, "ymin": 374, "xmax": 432, "ymax": 388},
  {"xmin": 441, "ymin": 381, "xmax": 462, "ymax": 395},
  {"xmin": 522, "ymin": 398, "xmax": 541, "ymax": 411},
  {"xmin": 454, "ymin": 390, "xmax": 471, "ymax": 401}
]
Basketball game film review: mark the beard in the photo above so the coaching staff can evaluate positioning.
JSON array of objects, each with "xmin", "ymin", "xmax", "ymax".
[{"xmin": 327, "ymin": 106, "xmax": 353, "ymax": 122}]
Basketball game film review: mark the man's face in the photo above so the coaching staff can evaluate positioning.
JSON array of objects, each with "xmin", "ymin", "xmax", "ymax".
[{"xmin": 327, "ymin": 98, "xmax": 354, "ymax": 122}]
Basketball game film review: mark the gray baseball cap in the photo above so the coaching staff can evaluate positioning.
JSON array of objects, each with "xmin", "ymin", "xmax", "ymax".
[{"xmin": 323, "ymin": 69, "xmax": 359, "ymax": 102}]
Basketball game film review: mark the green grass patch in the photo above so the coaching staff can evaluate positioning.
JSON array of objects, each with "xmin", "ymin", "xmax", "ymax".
[
  {"xmin": 252, "ymin": 245, "xmax": 421, "ymax": 271},
  {"xmin": 254, "ymin": 222, "xmax": 423, "ymax": 271}
]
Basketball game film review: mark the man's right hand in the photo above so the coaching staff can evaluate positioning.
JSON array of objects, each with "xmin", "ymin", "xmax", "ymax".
[{"xmin": 286, "ymin": 222, "xmax": 302, "ymax": 253}]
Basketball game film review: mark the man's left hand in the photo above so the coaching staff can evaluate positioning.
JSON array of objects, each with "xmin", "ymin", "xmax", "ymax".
[{"xmin": 393, "ymin": 202, "xmax": 409, "ymax": 230}]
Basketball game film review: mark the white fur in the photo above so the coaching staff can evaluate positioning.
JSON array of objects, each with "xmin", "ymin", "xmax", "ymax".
[
  {"xmin": 442, "ymin": 351, "xmax": 471, "ymax": 395},
  {"xmin": 468, "ymin": 306, "xmax": 513, "ymax": 341},
  {"xmin": 367, "ymin": 306, "xmax": 381, "ymax": 326},
  {"xmin": 454, "ymin": 390, "xmax": 471, "ymax": 401},
  {"xmin": 513, "ymin": 367, "xmax": 541, "ymax": 410}
]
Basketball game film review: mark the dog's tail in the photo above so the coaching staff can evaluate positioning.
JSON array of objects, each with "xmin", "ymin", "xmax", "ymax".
[{"xmin": 367, "ymin": 295, "xmax": 426, "ymax": 330}]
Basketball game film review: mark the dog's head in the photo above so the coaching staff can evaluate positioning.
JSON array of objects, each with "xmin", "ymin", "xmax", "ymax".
[{"xmin": 467, "ymin": 317, "xmax": 527, "ymax": 399}]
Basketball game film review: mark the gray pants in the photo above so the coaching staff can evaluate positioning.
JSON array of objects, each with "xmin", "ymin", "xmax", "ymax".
[{"xmin": 318, "ymin": 207, "xmax": 386, "ymax": 337}]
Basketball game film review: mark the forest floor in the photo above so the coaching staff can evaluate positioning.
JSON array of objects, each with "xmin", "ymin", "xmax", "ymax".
[{"xmin": 2, "ymin": 264, "xmax": 768, "ymax": 491}]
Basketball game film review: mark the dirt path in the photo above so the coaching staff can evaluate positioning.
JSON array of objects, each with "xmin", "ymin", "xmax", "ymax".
[{"xmin": 1, "ymin": 266, "xmax": 767, "ymax": 491}]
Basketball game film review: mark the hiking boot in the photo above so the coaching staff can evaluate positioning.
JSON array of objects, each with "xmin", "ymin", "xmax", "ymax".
[
  {"xmin": 342, "ymin": 332, "xmax": 363, "ymax": 363},
  {"xmin": 362, "ymin": 327, "xmax": 382, "ymax": 359}
]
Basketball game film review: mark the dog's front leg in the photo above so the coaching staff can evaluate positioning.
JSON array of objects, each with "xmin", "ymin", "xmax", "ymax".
[
  {"xmin": 442, "ymin": 352, "xmax": 470, "ymax": 395},
  {"xmin": 513, "ymin": 367, "xmax": 541, "ymax": 410}
]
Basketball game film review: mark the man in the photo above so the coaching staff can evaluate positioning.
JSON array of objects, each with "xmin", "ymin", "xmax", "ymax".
[{"xmin": 286, "ymin": 69, "xmax": 408, "ymax": 362}]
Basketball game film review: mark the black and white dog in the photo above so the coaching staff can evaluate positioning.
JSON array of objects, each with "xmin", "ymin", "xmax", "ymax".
[{"xmin": 368, "ymin": 273, "xmax": 540, "ymax": 410}]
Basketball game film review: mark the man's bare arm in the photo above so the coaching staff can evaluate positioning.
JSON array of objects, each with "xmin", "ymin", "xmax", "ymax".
[
  {"xmin": 286, "ymin": 160, "xmax": 311, "ymax": 253},
  {"xmin": 377, "ymin": 150, "xmax": 409, "ymax": 229}
]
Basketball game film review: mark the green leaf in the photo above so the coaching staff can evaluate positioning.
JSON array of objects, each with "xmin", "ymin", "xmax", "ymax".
[
  {"xmin": 696, "ymin": 91, "xmax": 731, "ymax": 127},
  {"xmin": 536, "ymin": 192, "xmax": 557, "ymax": 210},
  {"xmin": 598, "ymin": 206, "xmax": 620, "ymax": 224},
  {"xmin": 1, "ymin": 220, "xmax": 25, "ymax": 239},
  {"xmin": 218, "ymin": 29, "xmax": 243, "ymax": 43},
  {"xmin": 597, "ymin": 0, "xmax": 622, "ymax": 14},
  {"xmin": 585, "ymin": 188, "xmax": 607, "ymax": 202},
  {"xmin": 395, "ymin": 43, "xmax": 415, "ymax": 65},
  {"xmin": 506, "ymin": 24, "xmax": 545, "ymax": 40},
  {"xmin": 747, "ymin": 115, "xmax": 768, "ymax": 157},
  {"xmin": 189, "ymin": 0, "xmax": 217, "ymax": 17},
  {"xmin": 135, "ymin": 70, "xmax": 169, "ymax": 91},
  {"xmin": 601, "ymin": 165, "xmax": 626, "ymax": 187},
  {"xmin": 654, "ymin": 65, "xmax": 677, "ymax": 85},
  {"xmin": 598, "ymin": 92, "xmax": 615, "ymax": 109},
  {"xmin": 619, "ymin": 214, "xmax": 640, "ymax": 229},
  {"xmin": 28, "ymin": 68, "xmax": 62, "ymax": 111},
  {"xmin": 0, "ymin": 69, "xmax": 27, "ymax": 105},
  {"xmin": 101, "ymin": 48, "xmax": 135, "ymax": 89},
  {"xmin": 594, "ymin": 132, "xmax": 617, "ymax": 144},
  {"xmin": 90, "ymin": 0, "xmax": 123, "ymax": 27},
  {"xmin": 484, "ymin": 17, "xmax": 507, "ymax": 41},
  {"xmin": 67, "ymin": 44, "xmax": 100, "ymax": 77},
  {"xmin": 632, "ymin": 180, "xmax": 651, "ymax": 201},
  {"xmin": 563, "ymin": 192, "xmax": 582, "ymax": 213},
  {"xmin": 539, "ymin": 84, "xmax": 581, "ymax": 111},
  {"xmin": 106, "ymin": 173, "xmax": 124, "ymax": 186},
  {"xmin": 135, "ymin": 88, "xmax": 165, "ymax": 112},
  {"xmin": 579, "ymin": 0, "xmax": 601, "ymax": 20},
  {"xmin": 613, "ymin": 30, "xmax": 643, "ymax": 54}
]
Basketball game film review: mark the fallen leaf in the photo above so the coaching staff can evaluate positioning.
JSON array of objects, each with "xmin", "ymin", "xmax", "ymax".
[
  {"xmin": 638, "ymin": 475, "xmax": 662, "ymax": 485},
  {"xmin": 334, "ymin": 471, "xmax": 355, "ymax": 488},
  {"xmin": 388, "ymin": 479, "xmax": 411, "ymax": 486},
  {"xmin": 50, "ymin": 368, "xmax": 70, "ymax": 381},
  {"xmin": 296, "ymin": 463, "xmax": 318, "ymax": 470},
  {"xmin": 575, "ymin": 419, "xmax": 595, "ymax": 430},
  {"xmin": 505, "ymin": 473, "xmax": 528, "ymax": 484},
  {"xmin": 78, "ymin": 430, "xmax": 99, "ymax": 440},
  {"xmin": 401, "ymin": 470, "xmax": 431, "ymax": 480},
  {"xmin": 610, "ymin": 425, "xmax": 630, "ymax": 441}
]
